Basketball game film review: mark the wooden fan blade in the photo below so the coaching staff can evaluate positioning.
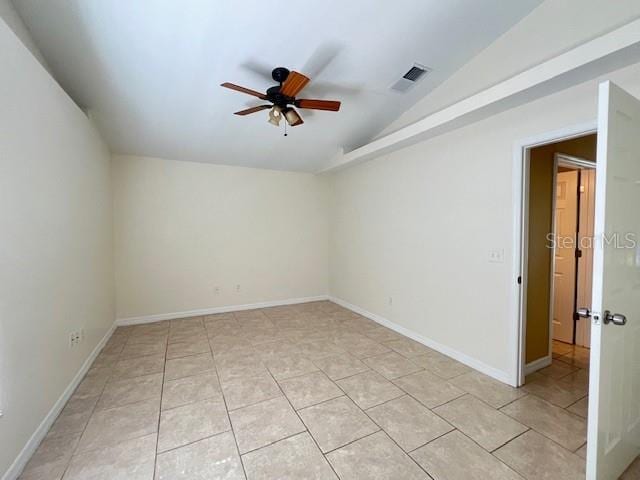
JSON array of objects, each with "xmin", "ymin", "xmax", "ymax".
[
  {"xmin": 234, "ymin": 105, "xmax": 272, "ymax": 116},
  {"xmin": 295, "ymin": 99, "xmax": 341, "ymax": 111},
  {"xmin": 280, "ymin": 71, "xmax": 310, "ymax": 97},
  {"xmin": 221, "ymin": 82, "xmax": 267, "ymax": 99}
]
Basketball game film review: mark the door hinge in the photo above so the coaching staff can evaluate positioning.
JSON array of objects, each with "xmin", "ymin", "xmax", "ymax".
[
  {"xmin": 575, "ymin": 249, "xmax": 583, "ymax": 258},
  {"xmin": 517, "ymin": 276, "xmax": 522, "ymax": 285}
]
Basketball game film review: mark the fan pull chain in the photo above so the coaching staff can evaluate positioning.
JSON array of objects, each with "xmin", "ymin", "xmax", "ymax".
[{"xmin": 284, "ymin": 121, "xmax": 288, "ymax": 137}]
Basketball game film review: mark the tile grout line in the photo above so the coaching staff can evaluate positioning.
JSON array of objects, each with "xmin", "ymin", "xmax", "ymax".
[
  {"xmin": 300, "ymin": 361, "xmax": 436, "ymax": 477},
  {"xmin": 363, "ymin": 393, "xmax": 413, "ymax": 413},
  {"xmin": 406, "ymin": 388, "xmax": 466, "ymax": 421},
  {"xmin": 238, "ymin": 430, "xmax": 309, "ymax": 457},
  {"xmin": 496, "ymin": 392, "xmax": 530, "ymax": 410},
  {"xmin": 160, "ymin": 389, "xmax": 221, "ymax": 413},
  {"xmin": 266, "ymin": 363, "xmax": 323, "ymax": 383},
  {"xmin": 490, "ymin": 444, "xmax": 535, "ymax": 480},
  {"xmin": 574, "ymin": 440, "xmax": 588, "ymax": 453},
  {"xmin": 352, "ymin": 390, "xmax": 436, "ymax": 477},
  {"xmin": 261, "ymin": 362, "xmax": 343, "ymax": 479},
  {"xmin": 498, "ymin": 419, "xmax": 587, "ymax": 459},
  {"xmin": 68, "ymin": 430, "xmax": 163, "ymax": 460},
  {"xmin": 321, "ymin": 428, "xmax": 383, "ymax": 456},
  {"xmin": 411, "ymin": 389, "xmax": 467, "ymax": 411},
  {"xmin": 155, "ymin": 428, "xmax": 233, "ymax": 456},
  {"xmin": 328, "ymin": 357, "xmax": 472, "ymax": 429},
  {"xmin": 91, "ymin": 373, "xmax": 165, "ymax": 414},
  {"xmin": 208, "ymin": 318, "xmax": 249, "ymax": 480},
  {"xmin": 406, "ymin": 427, "xmax": 456, "ymax": 455},
  {"xmin": 498, "ymin": 400, "xmax": 588, "ymax": 456},
  {"xmin": 295, "ymin": 393, "xmax": 351, "ymax": 413},
  {"xmin": 309, "ymin": 355, "xmax": 374, "ymax": 382},
  {"xmin": 152, "ymin": 322, "xmax": 172, "ymax": 478},
  {"xmin": 434, "ymin": 425, "xmax": 525, "ymax": 477},
  {"xmin": 502, "ymin": 387, "xmax": 588, "ymax": 420},
  {"xmin": 221, "ymin": 388, "xmax": 282, "ymax": 413},
  {"xmin": 489, "ymin": 427, "xmax": 531, "ymax": 453},
  {"xmin": 425, "ymin": 393, "xmax": 534, "ymax": 462}
]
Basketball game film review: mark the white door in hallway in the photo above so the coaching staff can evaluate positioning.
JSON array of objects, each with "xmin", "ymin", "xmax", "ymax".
[
  {"xmin": 576, "ymin": 168, "xmax": 596, "ymax": 348},
  {"xmin": 586, "ymin": 81, "xmax": 640, "ymax": 479},
  {"xmin": 553, "ymin": 169, "xmax": 579, "ymax": 344}
]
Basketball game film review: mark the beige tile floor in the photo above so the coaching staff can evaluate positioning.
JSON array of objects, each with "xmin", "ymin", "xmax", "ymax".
[{"xmin": 18, "ymin": 302, "xmax": 639, "ymax": 479}]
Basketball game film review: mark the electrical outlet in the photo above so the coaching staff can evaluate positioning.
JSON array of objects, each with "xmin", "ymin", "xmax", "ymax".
[
  {"xmin": 214, "ymin": 286, "xmax": 220, "ymax": 295},
  {"xmin": 388, "ymin": 296, "xmax": 393, "ymax": 306},
  {"xmin": 236, "ymin": 284, "xmax": 241, "ymax": 292},
  {"xmin": 69, "ymin": 330, "xmax": 82, "ymax": 348},
  {"xmin": 488, "ymin": 249, "xmax": 505, "ymax": 263}
]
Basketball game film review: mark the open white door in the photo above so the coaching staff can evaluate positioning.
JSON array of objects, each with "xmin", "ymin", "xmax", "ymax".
[
  {"xmin": 586, "ymin": 81, "xmax": 640, "ymax": 479},
  {"xmin": 553, "ymin": 170, "xmax": 579, "ymax": 344}
]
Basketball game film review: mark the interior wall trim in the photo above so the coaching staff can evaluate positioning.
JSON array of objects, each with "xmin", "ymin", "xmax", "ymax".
[
  {"xmin": 524, "ymin": 355, "xmax": 553, "ymax": 376},
  {"xmin": 116, "ymin": 295, "xmax": 330, "ymax": 326}
]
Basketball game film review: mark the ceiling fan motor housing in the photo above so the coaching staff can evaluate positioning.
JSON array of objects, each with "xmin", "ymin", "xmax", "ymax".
[
  {"xmin": 271, "ymin": 67, "xmax": 290, "ymax": 84},
  {"xmin": 266, "ymin": 85, "xmax": 294, "ymax": 109}
]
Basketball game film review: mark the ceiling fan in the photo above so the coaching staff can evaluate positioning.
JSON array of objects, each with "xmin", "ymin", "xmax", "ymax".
[{"xmin": 221, "ymin": 67, "xmax": 341, "ymax": 129}]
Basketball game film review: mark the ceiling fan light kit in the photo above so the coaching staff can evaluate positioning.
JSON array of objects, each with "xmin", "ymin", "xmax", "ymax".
[
  {"xmin": 282, "ymin": 107, "xmax": 303, "ymax": 127},
  {"xmin": 268, "ymin": 106, "xmax": 282, "ymax": 126},
  {"xmin": 221, "ymin": 66, "xmax": 341, "ymax": 134}
]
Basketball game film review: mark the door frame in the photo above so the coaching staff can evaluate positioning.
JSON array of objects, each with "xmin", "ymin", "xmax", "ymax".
[{"xmin": 512, "ymin": 121, "xmax": 597, "ymax": 387}]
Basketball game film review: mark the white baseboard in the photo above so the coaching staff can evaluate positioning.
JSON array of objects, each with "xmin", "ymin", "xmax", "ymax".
[
  {"xmin": 116, "ymin": 295, "xmax": 330, "ymax": 326},
  {"xmin": 524, "ymin": 355, "xmax": 552, "ymax": 376},
  {"xmin": 2, "ymin": 322, "xmax": 117, "ymax": 480},
  {"xmin": 330, "ymin": 296, "xmax": 513, "ymax": 385}
]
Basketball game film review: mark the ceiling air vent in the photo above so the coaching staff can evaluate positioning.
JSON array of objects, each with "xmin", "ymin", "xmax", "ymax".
[{"xmin": 390, "ymin": 63, "xmax": 430, "ymax": 93}]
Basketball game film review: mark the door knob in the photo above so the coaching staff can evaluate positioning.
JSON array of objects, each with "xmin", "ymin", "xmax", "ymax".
[
  {"xmin": 603, "ymin": 310, "xmax": 627, "ymax": 326},
  {"xmin": 577, "ymin": 308, "xmax": 591, "ymax": 319}
]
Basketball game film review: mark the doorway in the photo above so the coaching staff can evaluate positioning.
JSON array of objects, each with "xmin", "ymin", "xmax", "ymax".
[{"xmin": 521, "ymin": 133, "xmax": 597, "ymax": 376}]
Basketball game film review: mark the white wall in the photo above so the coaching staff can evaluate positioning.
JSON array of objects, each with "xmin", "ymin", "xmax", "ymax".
[
  {"xmin": 380, "ymin": 0, "xmax": 640, "ymax": 136},
  {"xmin": 329, "ymin": 61, "xmax": 640, "ymax": 383},
  {"xmin": 0, "ymin": 18, "xmax": 114, "ymax": 478},
  {"xmin": 113, "ymin": 155, "xmax": 329, "ymax": 320}
]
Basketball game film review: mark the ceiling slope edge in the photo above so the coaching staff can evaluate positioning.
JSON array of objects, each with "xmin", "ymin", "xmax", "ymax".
[{"xmin": 319, "ymin": 18, "xmax": 640, "ymax": 173}]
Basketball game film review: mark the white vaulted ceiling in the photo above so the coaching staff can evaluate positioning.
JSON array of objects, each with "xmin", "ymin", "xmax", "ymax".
[{"xmin": 13, "ymin": 0, "xmax": 541, "ymax": 171}]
